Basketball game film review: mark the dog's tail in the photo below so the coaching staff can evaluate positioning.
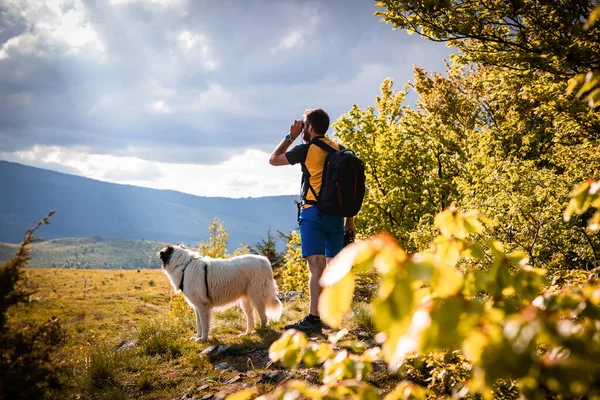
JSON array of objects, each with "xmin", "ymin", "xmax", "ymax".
[
  {"xmin": 265, "ymin": 280, "xmax": 283, "ymax": 321},
  {"xmin": 260, "ymin": 258, "xmax": 283, "ymax": 321}
]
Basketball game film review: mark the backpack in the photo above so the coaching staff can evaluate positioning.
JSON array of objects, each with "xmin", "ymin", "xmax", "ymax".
[{"xmin": 302, "ymin": 138, "xmax": 366, "ymax": 217}]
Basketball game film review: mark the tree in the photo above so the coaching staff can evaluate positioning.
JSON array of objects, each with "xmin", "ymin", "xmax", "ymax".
[
  {"xmin": 335, "ymin": 58, "xmax": 600, "ymax": 267},
  {"xmin": 334, "ymin": 77, "xmax": 465, "ymax": 251},
  {"xmin": 251, "ymin": 229, "xmax": 285, "ymax": 269},
  {"xmin": 197, "ymin": 218, "xmax": 229, "ymax": 258},
  {"xmin": 375, "ymin": 0, "xmax": 600, "ymax": 82}
]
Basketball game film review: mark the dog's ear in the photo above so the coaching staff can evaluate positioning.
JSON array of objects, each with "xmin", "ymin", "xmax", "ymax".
[{"xmin": 158, "ymin": 246, "xmax": 174, "ymax": 265}]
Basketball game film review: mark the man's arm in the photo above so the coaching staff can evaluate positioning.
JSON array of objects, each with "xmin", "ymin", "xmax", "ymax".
[{"xmin": 269, "ymin": 120, "xmax": 303, "ymax": 166}]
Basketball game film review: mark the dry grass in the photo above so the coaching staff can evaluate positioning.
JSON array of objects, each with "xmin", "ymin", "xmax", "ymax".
[{"xmin": 9, "ymin": 268, "xmax": 369, "ymax": 399}]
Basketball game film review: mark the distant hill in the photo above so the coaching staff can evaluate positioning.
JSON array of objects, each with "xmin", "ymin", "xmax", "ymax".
[
  {"xmin": 0, "ymin": 237, "xmax": 165, "ymax": 269},
  {"xmin": 0, "ymin": 161, "xmax": 299, "ymax": 250}
]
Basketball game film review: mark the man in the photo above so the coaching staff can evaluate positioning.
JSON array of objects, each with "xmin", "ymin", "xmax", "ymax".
[{"xmin": 269, "ymin": 108, "xmax": 356, "ymax": 333}]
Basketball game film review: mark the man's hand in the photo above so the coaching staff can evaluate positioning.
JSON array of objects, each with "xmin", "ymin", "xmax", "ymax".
[
  {"xmin": 290, "ymin": 119, "xmax": 303, "ymax": 140},
  {"xmin": 344, "ymin": 217, "xmax": 356, "ymax": 234}
]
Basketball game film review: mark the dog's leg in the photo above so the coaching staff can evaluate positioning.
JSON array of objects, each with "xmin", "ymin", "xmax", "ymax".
[
  {"xmin": 197, "ymin": 306, "xmax": 211, "ymax": 341},
  {"xmin": 239, "ymin": 297, "xmax": 255, "ymax": 334},
  {"xmin": 250, "ymin": 297, "xmax": 268, "ymax": 328},
  {"xmin": 191, "ymin": 307, "xmax": 203, "ymax": 341}
]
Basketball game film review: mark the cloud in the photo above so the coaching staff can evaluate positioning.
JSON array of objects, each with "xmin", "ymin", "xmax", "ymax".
[
  {"xmin": 177, "ymin": 30, "xmax": 218, "ymax": 70},
  {"xmin": 0, "ymin": 146, "xmax": 298, "ymax": 198},
  {"xmin": 110, "ymin": 0, "xmax": 188, "ymax": 13},
  {"xmin": 274, "ymin": 31, "xmax": 303, "ymax": 51},
  {"xmin": 150, "ymin": 100, "xmax": 172, "ymax": 114},
  {"xmin": 0, "ymin": 0, "xmax": 451, "ymax": 197},
  {"xmin": 1, "ymin": 0, "xmax": 105, "ymax": 60}
]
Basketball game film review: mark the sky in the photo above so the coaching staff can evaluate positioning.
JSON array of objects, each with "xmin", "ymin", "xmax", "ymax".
[{"xmin": 0, "ymin": 0, "xmax": 450, "ymax": 198}]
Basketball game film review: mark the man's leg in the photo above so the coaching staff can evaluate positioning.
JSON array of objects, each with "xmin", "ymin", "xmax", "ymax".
[
  {"xmin": 306, "ymin": 254, "xmax": 327, "ymax": 316},
  {"xmin": 284, "ymin": 207, "xmax": 329, "ymax": 333}
]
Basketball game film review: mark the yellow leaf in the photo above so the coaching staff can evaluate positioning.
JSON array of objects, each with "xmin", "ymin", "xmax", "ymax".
[
  {"xmin": 436, "ymin": 263, "xmax": 463, "ymax": 298},
  {"xmin": 463, "ymin": 330, "xmax": 488, "ymax": 363},
  {"xmin": 226, "ymin": 388, "xmax": 257, "ymax": 400},
  {"xmin": 319, "ymin": 272, "xmax": 355, "ymax": 328}
]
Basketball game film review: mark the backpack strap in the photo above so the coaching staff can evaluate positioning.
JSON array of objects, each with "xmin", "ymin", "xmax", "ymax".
[
  {"xmin": 312, "ymin": 137, "xmax": 343, "ymax": 153},
  {"xmin": 300, "ymin": 162, "xmax": 319, "ymax": 208}
]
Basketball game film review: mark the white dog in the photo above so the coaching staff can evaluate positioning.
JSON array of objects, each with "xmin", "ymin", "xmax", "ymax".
[{"xmin": 159, "ymin": 244, "xmax": 282, "ymax": 341}]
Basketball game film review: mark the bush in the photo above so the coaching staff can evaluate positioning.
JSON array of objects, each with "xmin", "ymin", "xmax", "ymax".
[{"xmin": 280, "ymin": 231, "xmax": 308, "ymax": 292}]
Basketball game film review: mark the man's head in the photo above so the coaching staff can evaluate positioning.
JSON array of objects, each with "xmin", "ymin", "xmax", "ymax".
[{"xmin": 303, "ymin": 108, "xmax": 330, "ymax": 137}]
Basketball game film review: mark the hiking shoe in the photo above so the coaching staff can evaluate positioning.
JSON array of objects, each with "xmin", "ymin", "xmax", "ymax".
[{"xmin": 284, "ymin": 315, "xmax": 324, "ymax": 334}]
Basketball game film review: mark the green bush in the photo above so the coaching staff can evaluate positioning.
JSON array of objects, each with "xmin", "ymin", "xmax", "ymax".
[{"xmin": 280, "ymin": 230, "xmax": 308, "ymax": 293}]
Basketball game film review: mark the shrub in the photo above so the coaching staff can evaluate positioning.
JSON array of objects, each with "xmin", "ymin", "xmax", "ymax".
[
  {"xmin": 0, "ymin": 212, "xmax": 67, "ymax": 400},
  {"xmin": 280, "ymin": 231, "xmax": 308, "ymax": 292}
]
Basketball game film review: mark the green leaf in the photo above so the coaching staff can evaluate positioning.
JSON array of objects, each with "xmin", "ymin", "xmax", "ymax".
[
  {"xmin": 513, "ymin": 266, "xmax": 546, "ymax": 301},
  {"xmin": 319, "ymin": 272, "xmax": 355, "ymax": 328}
]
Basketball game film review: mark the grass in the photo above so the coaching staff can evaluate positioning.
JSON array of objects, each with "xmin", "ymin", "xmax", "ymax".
[{"xmin": 8, "ymin": 268, "xmax": 385, "ymax": 399}]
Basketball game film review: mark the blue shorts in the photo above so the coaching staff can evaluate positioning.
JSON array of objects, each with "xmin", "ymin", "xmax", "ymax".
[{"xmin": 299, "ymin": 206, "xmax": 344, "ymax": 258}]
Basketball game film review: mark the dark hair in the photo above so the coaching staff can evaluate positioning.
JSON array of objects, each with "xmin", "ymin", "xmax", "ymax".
[{"xmin": 304, "ymin": 108, "xmax": 330, "ymax": 136}]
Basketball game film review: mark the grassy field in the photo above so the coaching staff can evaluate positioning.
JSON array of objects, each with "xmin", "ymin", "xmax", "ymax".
[{"xmin": 10, "ymin": 268, "xmax": 387, "ymax": 400}]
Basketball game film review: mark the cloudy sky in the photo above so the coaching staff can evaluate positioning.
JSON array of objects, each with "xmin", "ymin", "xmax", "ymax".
[{"xmin": 0, "ymin": 0, "xmax": 449, "ymax": 198}]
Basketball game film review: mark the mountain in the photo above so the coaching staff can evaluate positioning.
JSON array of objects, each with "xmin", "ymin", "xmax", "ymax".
[{"xmin": 0, "ymin": 161, "xmax": 299, "ymax": 249}]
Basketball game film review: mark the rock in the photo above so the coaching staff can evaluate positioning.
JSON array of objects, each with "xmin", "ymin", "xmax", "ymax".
[
  {"xmin": 258, "ymin": 371, "xmax": 290, "ymax": 384},
  {"xmin": 214, "ymin": 362, "xmax": 236, "ymax": 371},
  {"xmin": 224, "ymin": 374, "xmax": 244, "ymax": 384},
  {"xmin": 278, "ymin": 291, "xmax": 304, "ymax": 302},
  {"xmin": 202, "ymin": 345, "xmax": 231, "ymax": 356},
  {"xmin": 115, "ymin": 339, "xmax": 137, "ymax": 351},
  {"xmin": 248, "ymin": 349, "xmax": 271, "ymax": 367},
  {"xmin": 200, "ymin": 394, "xmax": 214, "ymax": 400}
]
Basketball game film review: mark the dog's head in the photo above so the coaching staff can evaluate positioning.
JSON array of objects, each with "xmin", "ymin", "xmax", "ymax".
[
  {"xmin": 159, "ymin": 244, "xmax": 200, "ymax": 270},
  {"xmin": 158, "ymin": 245, "xmax": 175, "ymax": 268}
]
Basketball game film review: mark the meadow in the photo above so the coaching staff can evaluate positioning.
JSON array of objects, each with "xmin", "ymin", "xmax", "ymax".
[{"xmin": 10, "ymin": 267, "xmax": 386, "ymax": 400}]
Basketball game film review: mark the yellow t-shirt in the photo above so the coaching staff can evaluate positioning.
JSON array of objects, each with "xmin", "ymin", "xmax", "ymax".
[{"xmin": 285, "ymin": 136, "xmax": 341, "ymax": 208}]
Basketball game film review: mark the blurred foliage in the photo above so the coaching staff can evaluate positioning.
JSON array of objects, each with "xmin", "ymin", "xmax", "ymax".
[{"xmin": 262, "ymin": 208, "xmax": 600, "ymax": 399}]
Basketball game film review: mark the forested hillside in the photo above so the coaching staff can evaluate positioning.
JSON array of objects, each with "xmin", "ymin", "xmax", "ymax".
[{"xmin": 0, "ymin": 237, "xmax": 166, "ymax": 269}]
